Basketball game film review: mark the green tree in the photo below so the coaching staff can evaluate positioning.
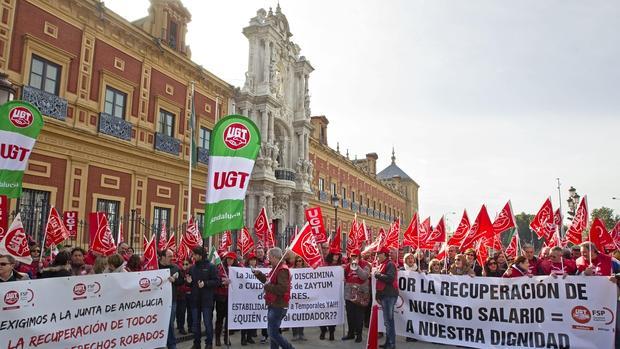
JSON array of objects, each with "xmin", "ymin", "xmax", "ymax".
[
  {"xmin": 591, "ymin": 207, "xmax": 620, "ymax": 230},
  {"xmin": 514, "ymin": 212, "xmax": 544, "ymax": 250}
]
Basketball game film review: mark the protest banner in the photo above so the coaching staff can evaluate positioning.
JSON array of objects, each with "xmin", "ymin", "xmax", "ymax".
[
  {"xmin": 375, "ymin": 272, "xmax": 616, "ymax": 349},
  {"xmin": 0, "ymin": 270, "xmax": 172, "ymax": 349},
  {"xmin": 227, "ymin": 266, "xmax": 344, "ymax": 329}
]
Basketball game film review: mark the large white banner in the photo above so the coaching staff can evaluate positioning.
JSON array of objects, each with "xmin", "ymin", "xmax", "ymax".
[
  {"xmin": 0, "ymin": 270, "xmax": 172, "ymax": 349},
  {"xmin": 376, "ymin": 272, "xmax": 616, "ymax": 349},
  {"xmin": 228, "ymin": 266, "xmax": 344, "ymax": 329}
]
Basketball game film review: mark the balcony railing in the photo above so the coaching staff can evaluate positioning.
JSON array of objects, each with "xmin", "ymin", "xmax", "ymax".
[
  {"xmin": 360, "ymin": 206, "xmax": 366, "ymax": 215},
  {"xmin": 98, "ymin": 112, "xmax": 132, "ymax": 141},
  {"xmin": 154, "ymin": 132, "xmax": 181, "ymax": 155},
  {"xmin": 319, "ymin": 191, "xmax": 328, "ymax": 202},
  {"xmin": 197, "ymin": 147, "xmax": 209, "ymax": 164},
  {"xmin": 21, "ymin": 85, "xmax": 67, "ymax": 121},
  {"xmin": 275, "ymin": 168, "xmax": 296, "ymax": 181},
  {"xmin": 342, "ymin": 199, "xmax": 349, "ymax": 209},
  {"xmin": 351, "ymin": 202, "xmax": 359, "ymax": 212}
]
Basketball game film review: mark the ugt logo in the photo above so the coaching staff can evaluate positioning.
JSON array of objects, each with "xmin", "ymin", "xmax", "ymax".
[
  {"xmin": 9, "ymin": 106, "xmax": 34, "ymax": 128},
  {"xmin": 223, "ymin": 123, "xmax": 250, "ymax": 150}
]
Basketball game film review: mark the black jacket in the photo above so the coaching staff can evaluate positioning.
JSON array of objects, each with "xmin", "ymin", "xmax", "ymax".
[
  {"xmin": 39, "ymin": 265, "xmax": 72, "ymax": 279},
  {"xmin": 186, "ymin": 259, "xmax": 220, "ymax": 307},
  {"xmin": 159, "ymin": 263, "xmax": 184, "ymax": 300}
]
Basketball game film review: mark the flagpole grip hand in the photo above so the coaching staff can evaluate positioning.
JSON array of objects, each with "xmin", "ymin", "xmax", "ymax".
[
  {"xmin": 185, "ymin": 275, "xmax": 192, "ymax": 284},
  {"xmin": 198, "ymin": 280, "xmax": 204, "ymax": 288}
]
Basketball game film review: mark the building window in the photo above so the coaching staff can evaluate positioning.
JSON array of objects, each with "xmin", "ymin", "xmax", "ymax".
[
  {"xmin": 29, "ymin": 55, "xmax": 60, "ymax": 95},
  {"xmin": 352, "ymin": 191, "xmax": 356, "ymax": 203},
  {"xmin": 331, "ymin": 183, "xmax": 337, "ymax": 194},
  {"xmin": 318, "ymin": 178, "xmax": 325, "ymax": 192},
  {"xmin": 360, "ymin": 195, "xmax": 363, "ymax": 205},
  {"xmin": 96, "ymin": 199, "xmax": 120, "ymax": 234},
  {"xmin": 199, "ymin": 127, "xmax": 211, "ymax": 150},
  {"xmin": 159, "ymin": 109, "xmax": 175, "ymax": 137},
  {"xmin": 168, "ymin": 21, "xmax": 178, "ymax": 49},
  {"xmin": 196, "ymin": 213, "xmax": 205, "ymax": 233},
  {"xmin": 153, "ymin": 206, "xmax": 171, "ymax": 234},
  {"xmin": 373, "ymin": 201, "xmax": 376, "ymax": 210},
  {"xmin": 341, "ymin": 188, "xmax": 347, "ymax": 200},
  {"xmin": 17, "ymin": 189, "xmax": 50, "ymax": 242},
  {"xmin": 104, "ymin": 87, "xmax": 127, "ymax": 119}
]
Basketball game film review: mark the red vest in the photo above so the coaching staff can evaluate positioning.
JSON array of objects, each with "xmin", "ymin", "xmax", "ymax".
[
  {"xmin": 576, "ymin": 254, "xmax": 613, "ymax": 276},
  {"xmin": 504, "ymin": 265, "xmax": 527, "ymax": 278},
  {"xmin": 344, "ymin": 260, "xmax": 369, "ymax": 284},
  {"xmin": 375, "ymin": 260, "xmax": 398, "ymax": 291},
  {"xmin": 264, "ymin": 263, "xmax": 290, "ymax": 304}
]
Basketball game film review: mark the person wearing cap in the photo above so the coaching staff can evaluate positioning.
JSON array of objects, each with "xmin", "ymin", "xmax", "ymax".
[
  {"xmin": 215, "ymin": 251, "xmax": 237, "ymax": 346},
  {"xmin": 374, "ymin": 246, "xmax": 398, "ymax": 349},
  {"xmin": 342, "ymin": 248, "xmax": 370, "ymax": 343}
]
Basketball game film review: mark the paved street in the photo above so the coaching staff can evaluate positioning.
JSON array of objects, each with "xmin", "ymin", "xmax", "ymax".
[{"xmin": 176, "ymin": 327, "xmax": 458, "ymax": 348}]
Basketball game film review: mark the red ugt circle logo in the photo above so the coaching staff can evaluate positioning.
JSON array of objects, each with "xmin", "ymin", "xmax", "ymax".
[
  {"xmin": 223, "ymin": 123, "xmax": 250, "ymax": 150},
  {"xmin": 9, "ymin": 107, "xmax": 34, "ymax": 128},
  {"xmin": 571, "ymin": 306, "xmax": 592, "ymax": 324}
]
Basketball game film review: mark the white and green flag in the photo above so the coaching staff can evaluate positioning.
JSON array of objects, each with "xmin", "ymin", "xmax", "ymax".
[
  {"xmin": 204, "ymin": 115, "xmax": 260, "ymax": 237},
  {"xmin": 0, "ymin": 101, "xmax": 44, "ymax": 198}
]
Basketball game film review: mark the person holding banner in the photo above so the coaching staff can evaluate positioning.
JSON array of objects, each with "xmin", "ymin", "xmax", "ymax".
[
  {"xmin": 482, "ymin": 257, "xmax": 502, "ymax": 277},
  {"xmin": 241, "ymin": 253, "xmax": 259, "ymax": 346},
  {"xmin": 187, "ymin": 246, "xmax": 222, "ymax": 349},
  {"xmin": 252, "ymin": 247, "xmax": 295, "ymax": 349},
  {"xmin": 215, "ymin": 252, "xmax": 236, "ymax": 346},
  {"xmin": 522, "ymin": 243, "xmax": 540, "ymax": 275},
  {"xmin": 17, "ymin": 245, "xmax": 45, "ymax": 278},
  {"xmin": 463, "ymin": 248, "xmax": 482, "ymax": 276},
  {"xmin": 428, "ymin": 258, "xmax": 443, "ymax": 274},
  {"xmin": 503, "ymin": 256, "xmax": 530, "ymax": 278},
  {"xmin": 448, "ymin": 254, "xmax": 475, "ymax": 276},
  {"xmin": 159, "ymin": 248, "xmax": 184, "ymax": 349},
  {"xmin": 402, "ymin": 252, "xmax": 418, "ymax": 272},
  {"xmin": 342, "ymin": 248, "xmax": 370, "ymax": 343},
  {"xmin": 291, "ymin": 256, "xmax": 308, "ymax": 342},
  {"xmin": 320, "ymin": 250, "xmax": 342, "ymax": 340},
  {"xmin": 577, "ymin": 242, "xmax": 620, "ymax": 276},
  {"xmin": 0, "ymin": 255, "xmax": 30, "ymax": 282},
  {"xmin": 539, "ymin": 246, "xmax": 576, "ymax": 276},
  {"xmin": 70, "ymin": 247, "xmax": 94, "ymax": 276},
  {"xmin": 40, "ymin": 251, "xmax": 72, "ymax": 278},
  {"xmin": 374, "ymin": 247, "xmax": 398, "ymax": 349}
]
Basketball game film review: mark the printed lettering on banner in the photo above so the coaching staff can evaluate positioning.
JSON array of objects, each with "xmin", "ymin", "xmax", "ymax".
[
  {"xmin": 227, "ymin": 266, "xmax": 344, "ymax": 329},
  {"xmin": 0, "ymin": 270, "xmax": 172, "ymax": 348},
  {"xmin": 373, "ymin": 272, "xmax": 616, "ymax": 349}
]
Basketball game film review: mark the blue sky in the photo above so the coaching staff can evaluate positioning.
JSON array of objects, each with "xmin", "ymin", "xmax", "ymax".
[{"xmin": 107, "ymin": 0, "xmax": 619, "ymax": 230}]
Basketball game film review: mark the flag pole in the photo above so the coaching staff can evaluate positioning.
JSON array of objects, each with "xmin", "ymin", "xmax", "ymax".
[
  {"xmin": 188, "ymin": 81, "xmax": 195, "ymax": 222},
  {"xmin": 40, "ymin": 207, "xmax": 53, "ymax": 263},
  {"xmin": 555, "ymin": 178, "xmax": 565, "ymax": 272}
]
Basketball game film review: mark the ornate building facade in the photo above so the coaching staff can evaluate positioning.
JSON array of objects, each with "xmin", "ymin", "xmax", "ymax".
[
  {"xmin": 235, "ymin": 7, "xmax": 419, "ymax": 243},
  {"xmin": 2, "ymin": 0, "xmax": 233, "ymax": 246}
]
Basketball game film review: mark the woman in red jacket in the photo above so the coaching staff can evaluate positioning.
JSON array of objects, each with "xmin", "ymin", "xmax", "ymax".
[{"xmin": 503, "ymin": 256, "xmax": 530, "ymax": 278}]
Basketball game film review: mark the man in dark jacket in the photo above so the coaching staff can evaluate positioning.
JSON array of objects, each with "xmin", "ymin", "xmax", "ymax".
[
  {"xmin": 186, "ymin": 246, "xmax": 221, "ymax": 349},
  {"xmin": 159, "ymin": 248, "xmax": 184, "ymax": 349},
  {"xmin": 0, "ymin": 255, "xmax": 30, "ymax": 282},
  {"xmin": 253, "ymin": 247, "xmax": 295, "ymax": 349},
  {"xmin": 374, "ymin": 247, "xmax": 398, "ymax": 349}
]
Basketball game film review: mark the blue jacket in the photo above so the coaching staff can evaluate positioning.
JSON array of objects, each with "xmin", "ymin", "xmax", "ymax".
[{"xmin": 187, "ymin": 259, "xmax": 221, "ymax": 307}]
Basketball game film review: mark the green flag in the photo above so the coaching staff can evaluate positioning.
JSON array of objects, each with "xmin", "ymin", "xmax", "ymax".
[
  {"xmin": 208, "ymin": 245, "xmax": 221, "ymax": 266},
  {"xmin": 203, "ymin": 115, "xmax": 261, "ymax": 237},
  {"xmin": 0, "ymin": 101, "xmax": 44, "ymax": 198}
]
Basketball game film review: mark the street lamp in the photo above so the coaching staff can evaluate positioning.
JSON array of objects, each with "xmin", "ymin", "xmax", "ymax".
[
  {"xmin": 566, "ymin": 186, "xmax": 580, "ymax": 220},
  {"xmin": 0, "ymin": 73, "xmax": 16, "ymax": 104}
]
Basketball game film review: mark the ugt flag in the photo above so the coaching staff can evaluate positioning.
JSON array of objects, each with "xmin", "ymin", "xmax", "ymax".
[
  {"xmin": 0, "ymin": 101, "xmax": 44, "ymax": 198},
  {"xmin": 204, "ymin": 115, "xmax": 260, "ymax": 237}
]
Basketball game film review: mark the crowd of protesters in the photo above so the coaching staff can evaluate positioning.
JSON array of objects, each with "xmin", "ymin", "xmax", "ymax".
[{"xmin": 2, "ymin": 237, "xmax": 620, "ymax": 349}]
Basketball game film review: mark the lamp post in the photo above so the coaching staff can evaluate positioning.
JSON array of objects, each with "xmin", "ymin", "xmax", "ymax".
[
  {"xmin": 0, "ymin": 73, "xmax": 16, "ymax": 104},
  {"xmin": 331, "ymin": 193, "xmax": 339, "ymax": 248},
  {"xmin": 566, "ymin": 186, "xmax": 580, "ymax": 221}
]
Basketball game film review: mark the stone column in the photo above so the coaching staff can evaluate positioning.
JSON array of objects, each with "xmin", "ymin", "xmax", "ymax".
[
  {"xmin": 260, "ymin": 110, "xmax": 268, "ymax": 141},
  {"xmin": 268, "ymin": 113, "xmax": 275, "ymax": 143},
  {"xmin": 264, "ymin": 40, "xmax": 271, "ymax": 83}
]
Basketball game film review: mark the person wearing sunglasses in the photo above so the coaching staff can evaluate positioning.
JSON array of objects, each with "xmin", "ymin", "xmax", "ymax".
[
  {"xmin": 17, "ymin": 246, "xmax": 45, "ymax": 279},
  {"xmin": 483, "ymin": 258, "xmax": 502, "ymax": 277},
  {"xmin": 0, "ymin": 255, "xmax": 30, "ymax": 282}
]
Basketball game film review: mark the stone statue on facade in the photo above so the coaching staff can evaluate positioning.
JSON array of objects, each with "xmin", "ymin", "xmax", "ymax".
[
  {"xmin": 250, "ymin": 8, "xmax": 267, "ymax": 25},
  {"xmin": 243, "ymin": 71, "xmax": 255, "ymax": 92}
]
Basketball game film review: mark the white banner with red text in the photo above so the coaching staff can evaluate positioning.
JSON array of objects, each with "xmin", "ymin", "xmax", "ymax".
[
  {"xmin": 0, "ymin": 270, "xmax": 172, "ymax": 349},
  {"xmin": 375, "ymin": 272, "xmax": 616, "ymax": 349},
  {"xmin": 227, "ymin": 266, "xmax": 344, "ymax": 329}
]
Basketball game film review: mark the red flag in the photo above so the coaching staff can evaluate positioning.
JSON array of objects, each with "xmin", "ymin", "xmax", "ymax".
[
  {"xmin": 91, "ymin": 213, "xmax": 117, "ymax": 256},
  {"xmin": 566, "ymin": 196, "xmax": 588, "ymax": 245},
  {"xmin": 483, "ymin": 235, "xmax": 503, "ymax": 251},
  {"xmin": 329, "ymin": 227, "xmax": 342, "ymax": 254},
  {"xmin": 143, "ymin": 233, "xmax": 148, "ymax": 252},
  {"xmin": 117, "ymin": 220, "xmax": 124, "ymax": 244},
  {"xmin": 346, "ymin": 219, "xmax": 359, "ymax": 256},
  {"xmin": 609, "ymin": 222, "xmax": 620, "ymax": 250},
  {"xmin": 505, "ymin": 231, "xmax": 519, "ymax": 258},
  {"xmin": 143, "ymin": 237, "xmax": 158, "ymax": 271},
  {"xmin": 44, "ymin": 207, "xmax": 70, "ymax": 248},
  {"xmin": 0, "ymin": 195, "xmax": 8, "ymax": 238},
  {"xmin": 158, "ymin": 224, "xmax": 168, "ymax": 251},
  {"xmin": 384, "ymin": 219, "xmax": 400, "ymax": 250},
  {"xmin": 305, "ymin": 207, "xmax": 327, "ymax": 244},
  {"xmin": 448, "ymin": 210, "xmax": 470, "ymax": 247},
  {"xmin": 529, "ymin": 198, "xmax": 555, "ymax": 241},
  {"xmin": 475, "ymin": 240, "xmax": 488, "ymax": 267},
  {"xmin": 219, "ymin": 230, "xmax": 232, "ymax": 252},
  {"xmin": 176, "ymin": 238, "xmax": 190, "ymax": 262},
  {"xmin": 402, "ymin": 213, "xmax": 420, "ymax": 249},
  {"xmin": 355, "ymin": 220, "xmax": 368, "ymax": 244},
  {"xmin": 436, "ymin": 243, "xmax": 448, "ymax": 261},
  {"xmin": 254, "ymin": 207, "xmax": 271, "ymax": 245},
  {"xmin": 63, "ymin": 211, "xmax": 78, "ymax": 238},
  {"xmin": 237, "ymin": 226, "xmax": 255, "ymax": 257},
  {"xmin": 366, "ymin": 305, "xmax": 379, "ymax": 349},
  {"xmin": 425, "ymin": 216, "xmax": 446, "ymax": 245},
  {"xmin": 0, "ymin": 213, "xmax": 32, "ymax": 265},
  {"xmin": 420, "ymin": 217, "xmax": 431, "ymax": 242},
  {"xmin": 460, "ymin": 205, "xmax": 494, "ymax": 251},
  {"xmin": 289, "ymin": 223, "xmax": 322, "ymax": 269},
  {"xmin": 166, "ymin": 232, "xmax": 176, "ymax": 251},
  {"xmin": 492, "ymin": 201, "xmax": 516, "ymax": 235},
  {"xmin": 589, "ymin": 218, "xmax": 613, "ymax": 253},
  {"xmin": 183, "ymin": 217, "xmax": 203, "ymax": 250}
]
